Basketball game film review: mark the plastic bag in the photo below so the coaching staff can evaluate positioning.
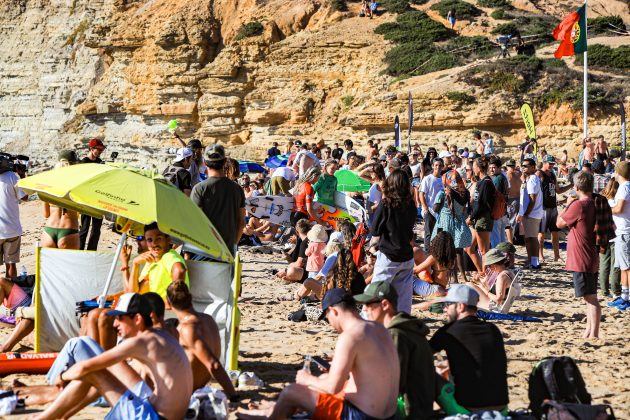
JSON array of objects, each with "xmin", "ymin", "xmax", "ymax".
[
  {"xmin": 0, "ymin": 391, "xmax": 18, "ymax": 416},
  {"xmin": 185, "ymin": 387, "xmax": 228, "ymax": 420}
]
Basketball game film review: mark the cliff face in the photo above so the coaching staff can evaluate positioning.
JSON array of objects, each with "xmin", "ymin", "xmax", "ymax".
[{"xmin": 0, "ymin": 0, "xmax": 628, "ymax": 167}]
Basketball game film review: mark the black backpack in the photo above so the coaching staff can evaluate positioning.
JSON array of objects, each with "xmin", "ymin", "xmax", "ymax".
[{"xmin": 528, "ymin": 357, "xmax": 591, "ymax": 418}]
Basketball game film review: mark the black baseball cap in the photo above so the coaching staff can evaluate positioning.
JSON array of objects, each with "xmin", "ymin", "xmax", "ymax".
[
  {"xmin": 106, "ymin": 293, "xmax": 152, "ymax": 319},
  {"xmin": 319, "ymin": 288, "xmax": 354, "ymax": 320}
]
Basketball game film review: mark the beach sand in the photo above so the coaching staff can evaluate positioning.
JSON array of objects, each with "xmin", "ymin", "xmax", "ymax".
[{"xmin": 2, "ymin": 200, "xmax": 629, "ymax": 418}]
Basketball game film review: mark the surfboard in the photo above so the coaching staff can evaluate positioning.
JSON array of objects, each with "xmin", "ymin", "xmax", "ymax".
[
  {"xmin": 0, "ymin": 352, "xmax": 57, "ymax": 376},
  {"xmin": 246, "ymin": 195, "xmax": 356, "ymax": 229},
  {"xmin": 333, "ymin": 192, "xmax": 368, "ymax": 223}
]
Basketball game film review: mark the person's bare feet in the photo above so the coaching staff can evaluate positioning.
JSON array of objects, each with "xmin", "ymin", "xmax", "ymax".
[
  {"xmin": 236, "ymin": 401, "xmax": 275, "ymax": 419},
  {"xmin": 11, "ymin": 378, "xmax": 27, "ymax": 388}
]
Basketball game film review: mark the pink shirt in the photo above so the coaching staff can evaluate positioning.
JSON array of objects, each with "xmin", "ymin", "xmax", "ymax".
[
  {"xmin": 4, "ymin": 284, "xmax": 28, "ymax": 309},
  {"xmin": 305, "ymin": 242, "xmax": 326, "ymax": 272}
]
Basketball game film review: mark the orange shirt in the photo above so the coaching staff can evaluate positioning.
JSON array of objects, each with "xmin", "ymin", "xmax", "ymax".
[{"xmin": 294, "ymin": 182, "xmax": 315, "ymax": 215}]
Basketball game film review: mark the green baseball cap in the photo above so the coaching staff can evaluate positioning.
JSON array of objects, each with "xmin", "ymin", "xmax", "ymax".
[
  {"xmin": 543, "ymin": 155, "xmax": 556, "ymax": 163},
  {"xmin": 354, "ymin": 282, "xmax": 398, "ymax": 306}
]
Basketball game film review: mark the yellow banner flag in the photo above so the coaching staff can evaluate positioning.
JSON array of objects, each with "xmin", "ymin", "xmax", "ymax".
[{"xmin": 520, "ymin": 103, "xmax": 536, "ymax": 140}]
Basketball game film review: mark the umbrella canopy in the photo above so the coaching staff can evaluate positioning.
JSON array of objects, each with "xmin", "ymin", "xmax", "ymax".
[
  {"xmin": 264, "ymin": 154, "xmax": 289, "ymax": 169},
  {"xmin": 18, "ymin": 163, "xmax": 233, "ymax": 263},
  {"xmin": 334, "ymin": 169, "xmax": 371, "ymax": 192},
  {"xmin": 238, "ymin": 160, "xmax": 266, "ymax": 174}
]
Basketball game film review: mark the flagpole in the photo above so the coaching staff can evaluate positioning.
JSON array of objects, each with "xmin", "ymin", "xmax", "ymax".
[{"xmin": 583, "ymin": 0, "xmax": 588, "ymax": 140}]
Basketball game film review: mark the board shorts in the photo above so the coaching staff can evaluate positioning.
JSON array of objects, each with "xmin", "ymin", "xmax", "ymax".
[
  {"xmin": 413, "ymin": 278, "xmax": 445, "ymax": 298},
  {"xmin": 521, "ymin": 216, "xmax": 540, "ymax": 238},
  {"xmin": 0, "ymin": 236, "xmax": 20, "ymax": 264},
  {"xmin": 313, "ymin": 392, "xmax": 395, "ymax": 420},
  {"xmin": 473, "ymin": 215, "xmax": 493, "ymax": 232},
  {"xmin": 506, "ymin": 198, "xmax": 519, "ymax": 228},
  {"xmin": 614, "ymin": 233, "xmax": 630, "ymax": 271},
  {"xmin": 105, "ymin": 387, "xmax": 161, "ymax": 420},
  {"xmin": 539, "ymin": 208, "xmax": 559, "ymax": 233},
  {"xmin": 572, "ymin": 272, "xmax": 597, "ymax": 297}
]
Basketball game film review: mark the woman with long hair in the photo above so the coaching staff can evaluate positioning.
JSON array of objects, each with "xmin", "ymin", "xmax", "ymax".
[
  {"xmin": 420, "ymin": 147, "xmax": 438, "ymax": 179},
  {"xmin": 370, "ymin": 169, "xmax": 417, "ymax": 313},
  {"xmin": 599, "ymin": 178, "xmax": 621, "ymax": 298},
  {"xmin": 291, "ymin": 166, "xmax": 328, "ymax": 227},
  {"xmin": 412, "ymin": 231, "xmax": 456, "ymax": 297},
  {"xmin": 359, "ymin": 163, "xmax": 386, "ymax": 225},
  {"xmin": 41, "ymin": 152, "xmax": 80, "ymax": 249}
]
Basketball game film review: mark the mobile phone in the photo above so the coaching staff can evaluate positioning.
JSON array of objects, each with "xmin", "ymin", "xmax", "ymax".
[{"xmin": 311, "ymin": 356, "xmax": 330, "ymax": 372}]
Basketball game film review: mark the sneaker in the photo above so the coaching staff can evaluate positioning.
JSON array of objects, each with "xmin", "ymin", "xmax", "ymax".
[
  {"xmin": 607, "ymin": 297, "xmax": 625, "ymax": 307},
  {"xmin": 617, "ymin": 300, "xmax": 630, "ymax": 311},
  {"xmin": 238, "ymin": 372, "xmax": 264, "ymax": 389}
]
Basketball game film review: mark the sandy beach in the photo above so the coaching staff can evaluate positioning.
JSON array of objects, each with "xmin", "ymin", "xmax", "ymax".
[{"xmin": 2, "ymin": 200, "xmax": 629, "ymax": 419}]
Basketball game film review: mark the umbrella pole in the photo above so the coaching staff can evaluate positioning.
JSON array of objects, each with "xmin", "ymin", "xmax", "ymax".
[{"xmin": 98, "ymin": 233, "xmax": 127, "ymax": 308}]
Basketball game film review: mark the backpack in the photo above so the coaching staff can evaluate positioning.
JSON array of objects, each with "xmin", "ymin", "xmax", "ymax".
[
  {"xmin": 351, "ymin": 222, "xmax": 369, "ymax": 267},
  {"xmin": 541, "ymin": 400, "xmax": 615, "ymax": 420},
  {"xmin": 528, "ymin": 356, "xmax": 592, "ymax": 418},
  {"xmin": 492, "ymin": 189, "xmax": 507, "ymax": 220},
  {"xmin": 162, "ymin": 165, "xmax": 187, "ymax": 189}
]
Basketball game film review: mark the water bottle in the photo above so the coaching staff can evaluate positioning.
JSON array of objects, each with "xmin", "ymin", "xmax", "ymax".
[
  {"xmin": 19, "ymin": 265, "xmax": 27, "ymax": 279},
  {"xmin": 303, "ymin": 355, "xmax": 311, "ymax": 373}
]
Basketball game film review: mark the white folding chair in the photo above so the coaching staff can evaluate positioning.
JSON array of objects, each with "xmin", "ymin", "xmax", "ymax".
[{"xmin": 495, "ymin": 269, "xmax": 523, "ymax": 314}]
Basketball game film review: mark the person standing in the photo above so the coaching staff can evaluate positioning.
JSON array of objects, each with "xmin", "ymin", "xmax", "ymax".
[
  {"xmin": 79, "ymin": 139, "xmax": 106, "ymax": 250},
  {"xmin": 483, "ymin": 133, "xmax": 494, "ymax": 156},
  {"xmin": 489, "ymin": 157, "xmax": 509, "ymax": 248},
  {"xmin": 340, "ymin": 139, "xmax": 355, "ymax": 165},
  {"xmin": 467, "ymin": 158, "xmax": 495, "ymax": 259},
  {"xmin": 191, "ymin": 144, "xmax": 246, "ymax": 255},
  {"xmin": 537, "ymin": 155, "xmax": 572, "ymax": 262},
  {"xmin": 504, "ymin": 159, "xmax": 521, "ymax": 244},
  {"xmin": 516, "ymin": 158, "xmax": 543, "ymax": 269},
  {"xmin": 556, "ymin": 171, "xmax": 600, "ymax": 337},
  {"xmin": 608, "ymin": 162, "xmax": 630, "ymax": 310},
  {"xmin": 419, "ymin": 158, "xmax": 444, "ymax": 252},
  {"xmin": 162, "ymin": 147, "xmax": 193, "ymax": 196},
  {"xmin": 0, "ymin": 156, "xmax": 27, "ymax": 278},
  {"xmin": 591, "ymin": 159, "xmax": 609, "ymax": 194},
  {"xmin": 267, "ymin": 141, "xmax": 281, "ymax": 158},
  {"xmin": 447, "ymin": 8, "xmax": 457, "ymax": 29},
  {"xmin": 371, "ymin": 170, "xmax": 417, "ymax": 314},
  {"xmin": 270, "ymin": 166, "xmax": 295, "ymax": 195},
  {"xmin": 313, "ymin": 159, "xmax": 338, "ymax": 206}
]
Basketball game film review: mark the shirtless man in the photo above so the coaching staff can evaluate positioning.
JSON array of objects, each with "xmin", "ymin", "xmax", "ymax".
[
  {"xmin": 504, "ymin": 159, "xmax": 522, "ymax": 244},
  {"xmin": 33, "ymin": 293, "xmax": 192, "ymax": 420},
  {"xmin": 166, "ymin": 281, "xmax": 237, "ymax": 398},
  {"xmin": 237, "ymin": 288, "xmax": 400, "ymax": 420}
]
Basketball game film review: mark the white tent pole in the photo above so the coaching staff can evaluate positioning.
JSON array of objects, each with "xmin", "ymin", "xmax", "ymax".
[
  {"xmin": 583, "ymin": 0, "xmax": 588, "ymax": 139},
  {"xmin": 99, "ymin": 232, "xmax": 127, "ymax": 308}
]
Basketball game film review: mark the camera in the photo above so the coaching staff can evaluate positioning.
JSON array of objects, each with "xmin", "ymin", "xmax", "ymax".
[{"xmin": 0, "ymin": 152, "xmax": 30, "ymax": 175}]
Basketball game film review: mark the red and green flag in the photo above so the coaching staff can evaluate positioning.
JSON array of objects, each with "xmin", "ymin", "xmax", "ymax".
[{"xmin": 552, "ymin": 4, "xmax": 587, "ymax": 58}]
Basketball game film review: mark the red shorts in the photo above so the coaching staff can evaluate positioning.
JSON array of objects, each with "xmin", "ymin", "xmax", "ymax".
[{"xmin": 313, "ymin": 392, "xmax": 345, "ymax": 420}]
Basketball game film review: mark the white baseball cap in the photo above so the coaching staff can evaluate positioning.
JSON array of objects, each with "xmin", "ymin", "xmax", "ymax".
[
  {"xmin": 438, "ymin": 151, "xmax": 453, "ymax": 158},
  {"xmin": 174, "ymin": 147, "xmax": 193, "ymax": 162}
]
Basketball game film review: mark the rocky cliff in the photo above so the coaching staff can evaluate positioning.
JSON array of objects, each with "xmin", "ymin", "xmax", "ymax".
[{"xmin": 1, "ymin": 0, "xmax": 628, "ymax": 167}]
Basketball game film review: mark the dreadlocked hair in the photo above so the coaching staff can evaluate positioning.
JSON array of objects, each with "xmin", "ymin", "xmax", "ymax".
[
  {"xmin": 293, "ymin": 165, "xmax": 321, "ymax": 194},
  {"xmin": 382, "ymin": 169, "xmax": 413, "ymax": 209},
  {"xmin": 429, "ymin": 231, "xmax": 457, "ymax": 270},
  {"xmin": 321, "ymin": 248, "xmax": 358, "ymax": 298},
  {"xmin": 336, "ymin": 220, "xmax": 356, "ymax": 250}
]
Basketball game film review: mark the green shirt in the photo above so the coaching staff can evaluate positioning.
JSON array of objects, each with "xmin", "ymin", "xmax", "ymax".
[
  {"xmin": 140, "ymin": 249, "xmax": 190, "ymax": 299},
  {"xmin": 313, "ymin": 174, "xmax": 338, "ymax": 206}
]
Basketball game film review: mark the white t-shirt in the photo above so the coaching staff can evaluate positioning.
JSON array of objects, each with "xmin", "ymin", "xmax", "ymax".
[
  {"xmin": 612, "ymin": 181, "xmax": 630, "ymax": 234},
  {"xmin": 519, "ymin": 174, "xmax": 543, "ymax": 219},
  {"xmin": 419, "ymin": 174, "xmax": 443, "ymax": 217},
  {"xmin": 272, "ymin": 167, "xmax": 296, "ymax": 182},
  {"xmin": 410, "ymin": 163, "xmax": 422, "ymax": 178},
  {"xmin": 0, "ymin": 171, "xmax": 26, "ymax": 239},
  {"xmin": 367, "ymin": 183, "xmax": 382, "ymax": 206}
]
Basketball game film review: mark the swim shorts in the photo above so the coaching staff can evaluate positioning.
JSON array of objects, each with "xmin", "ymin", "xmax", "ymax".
[
  {"xmin": 572, "ymin": 272, "xmax": 597, "ymax": 297},
  {"xmin": 614, "ymin": 233, "xmax": 630, "ymax": 271},
  {"xmin": 539, "ymin": 208, "xmax": 559, "ymax": 233},
  {"xmin": 313, "ymin": 393, "xmax": 395, "ymax": 420},
  {"xmin": 105, "ymin": 389, "xmax": 160, "ymax": 420}
]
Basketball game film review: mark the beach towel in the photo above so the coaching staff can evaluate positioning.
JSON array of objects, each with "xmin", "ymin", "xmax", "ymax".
[{"xmin": 476, "ymin": 311, "xmax": 542, "ymax": 323}]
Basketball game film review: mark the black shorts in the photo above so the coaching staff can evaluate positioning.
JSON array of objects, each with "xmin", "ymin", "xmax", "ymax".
[
  {"xmin": 572, "ymin": 272, "xmax": 597, "ymax": 297},
  {"xmin": 539, "ymin": 208, "xmax": 559, "ymax": 233}
]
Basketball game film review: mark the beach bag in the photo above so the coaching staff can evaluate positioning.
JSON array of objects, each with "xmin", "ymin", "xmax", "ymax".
[
  {"xmin": 528, "ymin": 357, "xmax": 591, "ymax": 418},
  {"xmin": 491, "ymin": 188, "xmax": 507, "ymax": 220},
  {"xmin": 541, "ymin": 400, "xmax": 614, "ymax": 420}
]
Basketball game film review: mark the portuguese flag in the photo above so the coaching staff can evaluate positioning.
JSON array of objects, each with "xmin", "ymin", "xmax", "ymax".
[{"xmin": 552, "ymin": 5, "xmax": 587, "ymax": 58}]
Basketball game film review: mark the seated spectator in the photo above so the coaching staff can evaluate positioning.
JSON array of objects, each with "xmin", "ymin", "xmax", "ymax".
[
  {"xmin": 356, "ymin": 282, "xmax": 435, "ymax": 419},
  {"xmin": 412, "ymin": 232, "xmax": 456, "ymax": 297},
  {"xmin": 305, "ymin": 224, "xmax": 328, "ymax": 278},
  {"xmin": 468, "ymin": 248, "xmax": 515, "ymax": 311},
  {"xmin": 242, "ymin": 217, "xmax": 279, "ymax": 242},
  {"xmin": 276, "ymin": 219, "xmax": 311, "ymax": 282},
  {"xmin": 0, "ymin": 277, "xmax": 33, "ymax": 352},
  {"xmin": 430, "ymin": 285, "xmax": 509, "ymax": 413}
]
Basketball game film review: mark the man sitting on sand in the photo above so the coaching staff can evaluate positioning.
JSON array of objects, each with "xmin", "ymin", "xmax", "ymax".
[
  {"xmin": 430, "ymin": 285, "xmax": 509, "ymax": 414},
  {"xmin": 166, "ymin": 281, "xmax": 238, "ymax": 399},
  {"xmin": 356, "ymin": 282, "xmax": 435, "ymax": 419},
  {"xmin": 237, "ymin": 288, "xmax": 400, "ymax": 420},
  {"xmin": 32, "ymin": 292, "xmax": 193, "ymax": 420}
]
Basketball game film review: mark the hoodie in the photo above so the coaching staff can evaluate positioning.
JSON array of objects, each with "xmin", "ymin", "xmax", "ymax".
[{"xmin": 387, "ymin": 313, "xmax": 436, "ymax": 420}]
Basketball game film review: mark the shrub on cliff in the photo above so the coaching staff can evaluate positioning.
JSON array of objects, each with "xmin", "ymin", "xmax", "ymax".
[
  {"xmin": 477, "ymin": 0, "xmax": 511, "ymax": 8},
  {"xmin": 445, "ymin": 91, "xmax": 476, "ymax": 104},
  {"xmin": 380, "ymin": 0, "xmax": 411, "ymax": 14},
  {"xmin": 383, "ymin": 43, "xmax": 457, "ymax": 76},
  {"xmin": 375, "ymin": 11, "xmax": 455, "ymax": 44},
  {"xmin": 575, "ymin": 45, "xmax": 630, "ymax": 70},
  {"xmin": 490, "ymin": 9, "xmax": 512, "ymax": 20},
  {"xmin": 587, "ymin": 15, "xmax": 626, "ymax": 36},
  {"xmin": 491, "ymin": 15, "xmax": 556, "ymax": 38},
  {"xmin": 330, "ymin": 0, "xmax": 348, "ymax": 12},
  {"xmin": 430, "ymin": 0, "xmax": 482, "ymax": 21},
  {"xmin": 234, "ymin": 21, "xmax": 264, "ymax": 41}
]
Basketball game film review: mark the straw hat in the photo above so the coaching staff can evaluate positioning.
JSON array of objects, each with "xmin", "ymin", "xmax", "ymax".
[{"xmin": 307, "ymin": 224, "xmax": 328, "ymax": 243}]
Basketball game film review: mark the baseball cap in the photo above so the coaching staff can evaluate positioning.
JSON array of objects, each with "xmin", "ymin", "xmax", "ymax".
[
  {"xmin": 494, "ymin": 241, "xmax": 516, "ymax": 254},
  {"xmin": 174, "ymin": 147, "xmax": 193, "ymax": 162},
  {"xmin": 435, "ymin": 284, "xmax": 479, "ymax": 306},
  {"xmin": 58, "ymin": 150, "xmax": 78, "ymax": 163},
  {"xmin": 328, "ymin": 231, "xmax": 344, "ymax": 246},
  {"xmin": 106, "ymin": 293, "xmax": 152, "ymax": 319},
  {"xmin": 505, "ymin": 159, "xmax": 516, "ymax": 167},
  {"xmin": 294, "ymin": 140, "xmax": 303, "ymax": 147},
  {"xmin": 461, "ymin": 151, "xmax": 470, "ymax": 158},
  {"xmin": 591, "ymin": 159, "xmax": 604, "ymax": 172},
  {"xmin": 354, "ymin": 282, "xmax": 398, "ymax": 306},
  {"xmin": 438, "ymin": 151, "xmax": 453, "ymax": 158},
  {"xmin": 204, "ymin": 144, "xmax": 226, "ymax": 162},
  {"xmin": 543, "ymin": 155, "xmax": 556, "ymax": 163},
  {"xmin": 379, "ymin": 155, "xmax": 387, "ymax": 161},
  {"xmin": 88, "ymin": 138, "xmax": 106, "ymax": 150},
  {"xmin": 484, "ymin": 248, "xmax": 508, "ymax": 266},
  {"xmin": 187, "ymin": 139, "xmax": 203, "ymax": 149},
  {"xmin": 319, "ymin": 288, "xmax": 355, "ymax": 320}
]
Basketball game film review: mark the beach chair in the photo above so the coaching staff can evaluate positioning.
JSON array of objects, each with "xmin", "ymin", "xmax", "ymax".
[{"xmin": 494, "ymin": 269, "xmax": 523, "ymax": 314}]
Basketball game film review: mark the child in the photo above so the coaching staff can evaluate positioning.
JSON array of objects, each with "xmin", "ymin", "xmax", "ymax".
[{"xmin": 305, "ymin": 224, "xmax": 328, "ymax": 278}]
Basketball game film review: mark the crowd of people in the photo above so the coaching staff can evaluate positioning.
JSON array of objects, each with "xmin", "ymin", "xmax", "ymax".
[{"xmin": 0, "ymin": 131, "xmax": 628, "ymax": 418}]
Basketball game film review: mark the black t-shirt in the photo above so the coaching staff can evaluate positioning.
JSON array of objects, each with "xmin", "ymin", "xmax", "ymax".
[
  {"xmin": 80, "ymin": 156, "xmax": 103, "ymax": 164},
  {"xmin": 540, "ymin": 170, "xmax": 557, "ymax": 209},
  {"xmin": 267, "ymin": 146, "xmax": 281, "ymax": 157},
  {"xmin": 370, "ymin": 200, "xmax": 417, "ymax": 262},
  {"xmin": 471, "ymin": 176, "xmax": 496, "ymax": 220},
  {"xmin": 191, "ymin": 176, "xmax": 245, "ymax": 253},
  {"xmin": 429, "ymin": 316, "xmax": 509, "ymax": 409}
]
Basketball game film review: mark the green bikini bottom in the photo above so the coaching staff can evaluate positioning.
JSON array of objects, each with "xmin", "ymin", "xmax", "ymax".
[{"xmin": 43, "ymin": 226, "xmax": 79, "ymax": 244}]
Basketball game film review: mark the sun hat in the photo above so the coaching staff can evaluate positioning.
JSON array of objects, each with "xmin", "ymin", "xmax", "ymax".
[
  {"xmin": 543, "ymin": 155, "xmax": 556, "ymax": 163},
  {"xmin": 435, "ymin": 284, "xmax": 479, "ymax": 306},
  {"xmin": 307, "ymin": 224, "xmax": 328, "ymax": 243},
  {"xmin": 88, "ymin": 138, "xmax": 106, "ymax": 150},
  {"xmin": 354, "ymin": 281, "xmax": 398, "ymax": 306},
  {"xmin": 484, "ymin": 248, "xmax": 508, "ymax": 266},
  {"xmin": 106, "ymin": 293, "xmax": 152, "ymax": 319},
  {"xmin": 505, "ymin": 159, "xmax": 516, "ymax": 167},
  {"xmin": 616, "ymin": 161, "xmax": 630, "ymax": 180},
  {"xmin": 319, "ymin": 288, "xmax": 355, "ymax": 320},
  {"xmin": 174, "ymin": 147, "xmax": 193, "ymax": 163},
  {"xmin": 58, "ymin": 150, "xmax": 78, "ymax": 163},
  {"xmin": 494, "ymin": 241, "xmax": 516, "ymax": 254},
  {"xmin": 204, "ymin": 144, "xmax": 226, "ymax": 162},
  {"xmin": 438, "ymin": 151, "xmax": 453, "ymax": 158}
]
